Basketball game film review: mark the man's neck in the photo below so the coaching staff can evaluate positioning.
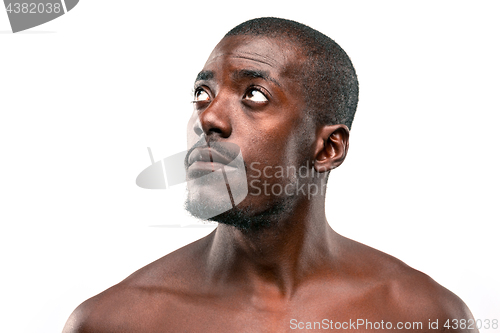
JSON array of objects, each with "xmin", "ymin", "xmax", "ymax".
[{"xmin": 204, "ymin": 198, "xmax": 339, "ymax": 298}]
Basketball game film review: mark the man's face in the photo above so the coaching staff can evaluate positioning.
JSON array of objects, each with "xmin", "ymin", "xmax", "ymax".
[{"xmin": 185, "ymin": 35, "xmax": 317, "ymax": 229}]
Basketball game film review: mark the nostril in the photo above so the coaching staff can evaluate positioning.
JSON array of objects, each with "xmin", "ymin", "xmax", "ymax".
[{"xmin": 209, "ymin": 128, "xmax": 223, "ymax": 134}]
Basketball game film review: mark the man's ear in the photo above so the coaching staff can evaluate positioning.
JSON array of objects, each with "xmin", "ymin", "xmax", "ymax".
[{"xmin": 313, "ymin": 124, "xmax": 350, "ymax": 173}]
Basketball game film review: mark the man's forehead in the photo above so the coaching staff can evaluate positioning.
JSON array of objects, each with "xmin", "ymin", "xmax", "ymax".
[
  {"xmin": 200, "ymin": 35, "xmax": 304, "ymax": 82},
  {"xmin": 204, "ymin": 35, "xmax": 300, "ymax": 70},
  {"xmin": 206, "ymin": 50, "xmax": 278, "ymax": 68}
]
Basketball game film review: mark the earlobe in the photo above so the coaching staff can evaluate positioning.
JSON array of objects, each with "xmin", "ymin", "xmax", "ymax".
[{"xmin": 313, "ymin": 124, "xmax": 350, "ymax": 173}]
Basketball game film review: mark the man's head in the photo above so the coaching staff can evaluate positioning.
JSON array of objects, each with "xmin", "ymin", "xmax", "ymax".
[{"xmin": 185, "ymin": 17, "xmax": 358, "ymax": 231}]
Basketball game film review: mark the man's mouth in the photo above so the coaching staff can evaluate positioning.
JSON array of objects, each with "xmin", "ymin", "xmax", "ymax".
[{"xmin": 187, "ymin": 147, "xmax": 234, "ymax": 174}]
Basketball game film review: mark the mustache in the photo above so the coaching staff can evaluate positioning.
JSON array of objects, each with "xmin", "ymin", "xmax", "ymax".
[{"xmin": 184, "ymin": 139, "xmax": 242, "ymax": 169}]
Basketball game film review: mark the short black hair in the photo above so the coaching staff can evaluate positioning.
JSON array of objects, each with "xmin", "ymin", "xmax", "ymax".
[{"xmin": 225, "ymin": 17, "xmax": 359, "ymax": 130}]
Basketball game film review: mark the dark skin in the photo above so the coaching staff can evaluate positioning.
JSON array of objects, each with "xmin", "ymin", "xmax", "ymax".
[{"xmin": 63, "ymin": 35, "xmax": 477, "ymax": 332}]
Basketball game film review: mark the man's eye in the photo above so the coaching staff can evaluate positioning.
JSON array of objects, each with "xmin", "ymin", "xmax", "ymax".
[
  {"xmin": 244, "ymin": 89, "xmax": 268, "ymax": 103},
  {"xmin": 194, "ymin": 89, "xmax": 210, "ymax": 102}
]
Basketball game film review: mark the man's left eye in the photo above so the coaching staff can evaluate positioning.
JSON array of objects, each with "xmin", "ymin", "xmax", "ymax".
[{"xmin": 243, "ymin": 89, "xmax": 268, "ymax": 103}]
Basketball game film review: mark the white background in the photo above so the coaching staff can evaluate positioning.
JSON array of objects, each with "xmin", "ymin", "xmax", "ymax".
[{"xmin": 1, "ymin": 1, "xmax": 499, "ymax": 332}]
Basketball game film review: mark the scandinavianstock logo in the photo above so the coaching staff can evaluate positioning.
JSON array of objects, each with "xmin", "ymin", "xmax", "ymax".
[{"xmin": 3, "ymin": 0, "xmax": 78, "ymax": 33}]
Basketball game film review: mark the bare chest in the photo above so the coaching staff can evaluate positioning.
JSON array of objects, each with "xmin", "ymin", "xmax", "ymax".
[{"xmin": 111, "ymin": 287, "xmax": 421, "ymax": 333}]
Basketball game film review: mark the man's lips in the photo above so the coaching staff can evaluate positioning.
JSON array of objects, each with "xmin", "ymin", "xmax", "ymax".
[{"xmin": 187, "ymin": 147, "xmax": 234, "ymax": 170}]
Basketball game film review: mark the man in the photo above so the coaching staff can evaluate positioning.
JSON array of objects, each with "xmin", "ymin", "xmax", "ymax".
[{"xmin": 63, "ymin": 17, "xmax": 477, "ymax": 332}]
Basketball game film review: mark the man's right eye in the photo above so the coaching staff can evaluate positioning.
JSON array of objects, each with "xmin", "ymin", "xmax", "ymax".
[{"xmin": 194, "ymin": 89, "xmax": 210, "ymax": 102}]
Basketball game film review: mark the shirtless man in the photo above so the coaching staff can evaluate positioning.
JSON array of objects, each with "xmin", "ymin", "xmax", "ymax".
[{"xmin": 63, "ymin": 17, "xmax": 478, "ymax": 332}]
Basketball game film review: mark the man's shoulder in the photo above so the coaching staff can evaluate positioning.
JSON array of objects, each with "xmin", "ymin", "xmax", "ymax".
[
  {"xmin": 62, "ymin": 284, "xmax": 131, "ymax": 333},
  {"xmin": 338, "ymin": 236, "xmax": 476, "ymax": 330},
  {"xmin": 382, "ymin": 264, "xmax": 476, "ymax": 331},
  {"xmin": 62, "ymin": 235, "xmax": 212, "ymax": 333},
  {"xmin": 382, "ymin": 260, "xmax": 472, "ymax": 321}
]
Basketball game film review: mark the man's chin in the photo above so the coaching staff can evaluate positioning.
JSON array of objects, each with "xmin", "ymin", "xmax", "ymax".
[
  {"xmin": 184, "ymin": 174, "xmax": 235, "ymax": 220},
  {"xmin": 184, "ymin": 194, "xmax": 233, "ymax": 221},
  {"xmin": 184, "ymin": 196, "xmax": 295, "ymax": 232}
]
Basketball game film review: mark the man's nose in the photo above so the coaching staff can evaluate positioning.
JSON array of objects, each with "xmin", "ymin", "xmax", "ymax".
[{"xmin": 191, "ymin": 94, "xmax": 232, "ymax": 139}]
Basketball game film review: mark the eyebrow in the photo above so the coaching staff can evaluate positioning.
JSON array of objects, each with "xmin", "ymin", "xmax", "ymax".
[
  {"xmin": 194, "ymin": 69, "xmax": 281, "ymax": 87},
  {"xmin": 195, "ymin": 70, "xmax": 214, "ymax": 83},
  {"xmin": 233, "ymin": 69, "xmax": 281, "ymax": 87}
]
